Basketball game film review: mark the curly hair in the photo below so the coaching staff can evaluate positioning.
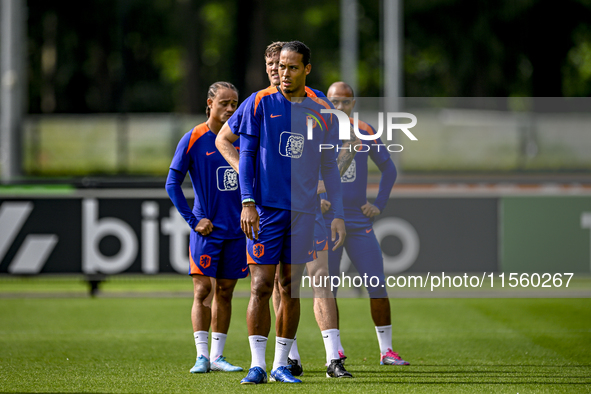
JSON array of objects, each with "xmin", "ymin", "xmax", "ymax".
[
  {"xmin": 264, "ymin": 41, "xmax": 286, "ymax": 60},
  {"xmin": 281, "ymin": 41, "xmax": 311, "ymax": 66}
]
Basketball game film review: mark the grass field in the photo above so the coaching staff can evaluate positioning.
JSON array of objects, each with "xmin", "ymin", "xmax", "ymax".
[{"xmin": 1, "ymin": 279, "xmax": 591, "ymax": 393}]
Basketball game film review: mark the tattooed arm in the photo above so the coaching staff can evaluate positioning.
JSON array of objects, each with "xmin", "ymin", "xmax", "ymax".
[
  {"xmin": 336, "ymin": 125, "xmax": 361, "ymax": 176},
  {"xmin": 317, "ymin": 126, "xmax": 360, "ymax": 194}
]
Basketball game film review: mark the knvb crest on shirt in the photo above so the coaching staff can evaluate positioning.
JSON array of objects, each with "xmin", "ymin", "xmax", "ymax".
[
  {"xmin": 306, "ymin": 116, "xmax": 318, "ymax": 129},
  {"xmin": 216, "ymin": 166, "xmax": 238, "ymax": 191},
  {"xmin": 341, "ymin": 159, "xmax": 356, "ymax": 183},
  {"xmin": 279, "ymin": 132, "xmax": 304, "ymax": 159}
]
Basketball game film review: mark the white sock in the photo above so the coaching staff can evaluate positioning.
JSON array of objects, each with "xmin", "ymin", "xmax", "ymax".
[
  {"xmin": 194, "ymin": 331, "xmax": 209, "ymax": 359},
  {"xmin": 248, "ymin": 335, "xmax": 267, "ymax": 370},
  {"xmin": 337, "ymin": 333, "xmax": 345, "ymax": 355},
  {"xmin": 288, "ymin": 336, "xmax": 301, "ymax": 362},
  {"xmin": 272, "ymin": 337, "xmax": 294, "ymax": 370},
  {"xmin": 375, "ymin": 325, "xmax": 393, "ymax": 354},
  {"xmin": 210, "ymin": 332, "xmax": 227, "ymax": 360},
  {"xmin": 321, "ymin": 329, "xmax": 340, "ymax": 364}
]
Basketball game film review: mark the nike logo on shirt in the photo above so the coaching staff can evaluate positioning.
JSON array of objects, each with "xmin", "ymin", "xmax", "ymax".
[
  {"xmin": 206, "ymin": 151, "xmax": 216, "ymax": 156},
  {"xmin": 270, "ymin": 114, "xmax": 282, "ymax": 118},
  {"xmin": 366, "ymin": 228, "xmax": 373, "ymax": 233}
]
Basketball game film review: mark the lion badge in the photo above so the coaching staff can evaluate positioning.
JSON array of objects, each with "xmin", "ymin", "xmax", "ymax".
[
  {"xmin": 279, "ymin": 132, "xmax": 304, "ymax": 159},
  {"xmin": 216, "ymin": 166, "xmax": 238, "ymax": 191}
]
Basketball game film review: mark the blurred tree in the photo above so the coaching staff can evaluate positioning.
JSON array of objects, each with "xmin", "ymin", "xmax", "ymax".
[
  {"xmin": 563, "ymin": 24, "xmax": 591, "ymax": 96},
  {"xmin": 25, "ymin": 0, "xmax": 591, "ymax": 115},
  {"xmin": 179, "ymin": 0, "xmax": 203, "ymax": 113},
  {"xmin": 262, "ymin": 0, "xmax": 340, "ymax": 93},
  {"xmin": 403, "ymin": 0, "xmax": 591, "ymax": 97},
  {"xmin": 28, "ymin": 0, "xmax": 180, "ymax": 113},
  {"xmin": 232, "ymin": 0, "xmax": 267, "ymax": 97},
  {"xmin": 526, "ymin": 0, "xmax": 590, "ymax": 96}
]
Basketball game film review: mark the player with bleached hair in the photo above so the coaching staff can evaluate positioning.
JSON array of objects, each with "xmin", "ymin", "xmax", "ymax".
[{"xmin": 166, "ymin": 81, "xmax": 246, "ymax": 375}]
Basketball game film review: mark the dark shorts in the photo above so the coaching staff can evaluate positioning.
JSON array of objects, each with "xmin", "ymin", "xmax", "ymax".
[
  {"xmin": 246, "ymin": 206, "xmax": 315, "ymax": 265},
  {"xmin": 313, "ymin": 209, "xmax": 328, "ymax": 259},
  {"xmin": 189, "ymin": 233, "xmax": 248, "ymax": 279}
]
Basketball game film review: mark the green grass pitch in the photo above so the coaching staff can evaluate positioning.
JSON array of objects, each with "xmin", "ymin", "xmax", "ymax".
[{"xmin": 1, "ymin": 288, "xmax": 591, "ymax": 392}]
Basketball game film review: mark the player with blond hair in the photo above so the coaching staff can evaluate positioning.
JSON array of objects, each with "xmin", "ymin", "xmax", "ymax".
[{"xmin": 166, "ymin": 81, "xmax": 246, "ymax": 374}]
